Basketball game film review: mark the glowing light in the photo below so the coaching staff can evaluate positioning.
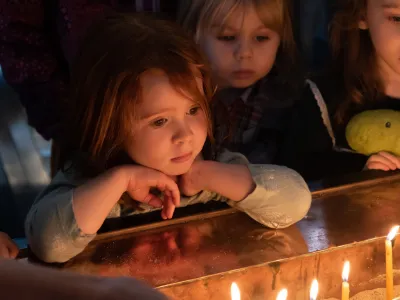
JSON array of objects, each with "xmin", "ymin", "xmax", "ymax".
[
  {"xmin": 342, "ymin": 261, "xmax": 350, "ymax": 282},
  {"xmin": 310, "ymin": 279, "xmax": 318, "ymax": 300},
  {"xmin": 276, "ymin": 289, "xmax": 288, "ymax": 300},
  {"xmin": 231, "ymin": 282, "xmax": 240, "ymax": 300},
  {"xmin": 387, "ymin": 225, "xmax": 400, "ymax": 241}
]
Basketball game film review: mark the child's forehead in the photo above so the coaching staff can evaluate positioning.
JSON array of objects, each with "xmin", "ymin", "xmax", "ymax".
[
  {"xmin": 213, "ymin": 8, "xmax": 267, "ymax": 31},
  {"xmin": 137, "ymin": 69, "xmax": 204, "ymax": 113},
  {"xmin": 139, "ymin": 68, "xmax": 203, "ymax": 93},
  {"xmin": 205, "ymin": 1, "xmax": 280, "ymax": 33},
  {"xmin": 380, "ymin": 0, "xmax": 400, "ymax": 8}
]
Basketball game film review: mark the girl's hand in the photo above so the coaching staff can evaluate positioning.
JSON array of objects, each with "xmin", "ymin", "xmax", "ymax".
[
  {"xmin": 179, "ymin": 160, "xmax": 255, "ymax": 201},
  {"xmin": 0, "ymin": 232, "xmax": 18, "ymax": 259},
  {"xmin": 125, "ymin": 167, "xmax": 180, "ymax": 219},
  {"xmin": 364, "ymin": 151, "xmax": 400, "ymax": 171},
  {"xmin": 178, "ymin": 160, "xmax": 205, "ymax": 197}
]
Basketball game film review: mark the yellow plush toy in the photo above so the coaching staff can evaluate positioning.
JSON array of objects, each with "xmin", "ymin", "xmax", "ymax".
[{"xmin": 346, "ymin": 109, "xmax": 400, "ymax": 156}]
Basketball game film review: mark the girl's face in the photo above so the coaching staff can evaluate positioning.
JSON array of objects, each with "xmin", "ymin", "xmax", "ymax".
[
  {"xmin": 198, "ymin": 4, "xmax": 280, "ymax": 89},
  {"xmin": 361, "ymin": 0, "xmax": 400, "ymax": 86},
  {"xmin": 124, "ymin": 69, "xmax": 208, "ymax": 176}
]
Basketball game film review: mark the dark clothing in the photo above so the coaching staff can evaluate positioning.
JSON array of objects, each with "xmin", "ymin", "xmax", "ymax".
[
  {"xmin": 277, "ymin": 78, "xmax": 381, "ymax": 181},
  {"xmin": 214, "ymin": 76, "xmax": 297, "ymax": 164}
]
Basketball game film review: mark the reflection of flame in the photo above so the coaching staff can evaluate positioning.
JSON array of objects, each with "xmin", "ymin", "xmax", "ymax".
[
  {"xmin": 277, "ymin": 289, "xmax": 288, "ymax": 300},
  {"xmin": 231, "ymin": 282, "xmax": 240, "ymax": 300},
  {"xmin": 310, "ymin": 279, "xmax": 318, "ymax": 300},
  {"xmin": 387, "ymin": 225, "xmax": 400, "ymax": 241},
  {"xmin": 342, "ymin": 261, "xmax": 350, "ymax": 282}
]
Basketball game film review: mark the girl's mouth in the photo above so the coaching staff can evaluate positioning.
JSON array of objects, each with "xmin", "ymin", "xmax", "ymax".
[
  {"xmin": 171, "ymin": 152, "xmax": 193, "ymax": 163},
  {"xmin": 232, "ymin": 69, "xmax": 255, "ymax": 79}
]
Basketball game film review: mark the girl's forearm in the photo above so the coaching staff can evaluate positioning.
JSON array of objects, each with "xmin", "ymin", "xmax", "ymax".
[
  {"xmin": 198, "ymin": 161, "xmax": 255, "ymax": 201},
  {"xmin": 73, "ymin": 167, "xmax": 127, "ymax": 234}
]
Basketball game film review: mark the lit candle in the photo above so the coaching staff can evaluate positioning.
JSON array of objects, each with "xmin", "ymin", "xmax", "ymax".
[
  {"xmin": 276, "ymin": 289, "xmax": 288, "ymax": 300},
  {"xmin": 310, "ymin": 279, "xmax": 318, "ymax": 300},
  {"xmin": 386, "ymin": 226, "xmax": 399, "ymax": 300},
  {"xmin": 342, "ymin": 261, "xmax": 350, "ymax": 300},
  {"xmin": 231, "ymin": 282, "xmax": 240, "ymax": 300}
]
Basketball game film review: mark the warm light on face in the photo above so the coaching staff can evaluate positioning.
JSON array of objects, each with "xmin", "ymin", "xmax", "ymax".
[
  {"xmin": 387, "ymin": 225, "xmax": 400, "ymax": 241},
  {"xmin": 342, "ymin": 261, "xmax": 350, "ymax": 282},
  {"xmin": 310, "ymin": 279, "xmax": 318, "ymax": 300},
  {"xmin": 276, "ymin": 288, "xmax": 288, "ymax": 300},
  {"xmin": 231, "ymin": 282, "xmax": 240, "ymax": 300}
]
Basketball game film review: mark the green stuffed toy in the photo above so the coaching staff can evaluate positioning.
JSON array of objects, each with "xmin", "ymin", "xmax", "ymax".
[{"xmin": 346, "ymin": 109, "xmax": 400, "ymax": 156}]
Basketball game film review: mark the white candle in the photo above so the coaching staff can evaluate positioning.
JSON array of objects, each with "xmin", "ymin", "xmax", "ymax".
[
  {"xmin": 231, "ymin": 282, "xmax": 240, "ymax": 300},
  {"xmin": 342, "ymin": 261, "xmax": 350, "ymax": 300},
  {"xmin": 386, "ymin": 226, "xmax": 399, "ymax": 300},
  {"xmin": 310, "ymin": 279, "xmax": 318, "ymax": 300},
  {"xmin": 276, "ymin": 289, "xmax": 288, "ymax": 300}
]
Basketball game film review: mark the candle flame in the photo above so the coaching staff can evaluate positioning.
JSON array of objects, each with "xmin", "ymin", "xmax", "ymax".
[
  {"xmin": 231, "ymin": 282, "xmax": 240, "ymax": 300},
  {"xmin": 310, "ymin": 279, "xmax": 319, "ymax": 300},
  {"xmin": 276, "ymin": 289, "xmax": 288, "ymax": 300},
  {"xmin": 342, "ymin": 261, "xmax": 350, "ymax": 282},
  {"xmin": 387, "ymin": 225, "xmax": 400, "ymax": 241}
]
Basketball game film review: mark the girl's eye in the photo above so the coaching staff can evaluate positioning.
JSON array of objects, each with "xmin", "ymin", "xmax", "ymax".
[
  {"xmin": 217, "ymin": 35, "xmax": 235, "ymax": 42},
  {"xmin": 389, "ymin": 16, "xmax": 400, "ymax": 22},
  {"xmin": 151, "ymin": 118, "xmax": 168, "ymax": 127},
  {"xmin": 256, "ymin": 36, "xmax": 270, "ymax": 42},
  {"xmin": 188, "ymin": 106, "xmax": 201, "ymax": 115}
]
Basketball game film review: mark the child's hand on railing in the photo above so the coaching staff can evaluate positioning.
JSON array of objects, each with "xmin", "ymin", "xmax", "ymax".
[
  {"xmin": 0, "ymin": 232, "xmax": 18, "ymax": 259},
  {"xmin": 125, "ymin": 166, "xmax": 180, "ymax": 219},
  {"xmin": 364, "ymin": 151, "xmax": 400, "ymax": 172},
  {"xmin": 178, "ymin": 160, "xmax": 205, "ymax": 197}
]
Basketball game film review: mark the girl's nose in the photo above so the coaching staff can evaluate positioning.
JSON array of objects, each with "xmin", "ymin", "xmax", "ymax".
[
  {"xmin": 234, "ymin": 39, "xmax": 253, "ymax": 60},
  {"xmin": 173, "ymin": 121, "xmax": 193, "ymax": 144}
]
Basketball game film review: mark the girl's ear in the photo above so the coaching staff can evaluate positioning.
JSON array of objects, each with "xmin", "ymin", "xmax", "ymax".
[
  {"xmin": 358, "ymin": 19, "xmax": 368, "ymax": 30},
  {"xmin": 358, "ymin": 12, "xmax": 368, "ymax": 30}
]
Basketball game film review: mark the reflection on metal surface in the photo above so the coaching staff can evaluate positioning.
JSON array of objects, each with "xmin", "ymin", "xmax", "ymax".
[
  {"xmin": 65, "ymin": 213, "xmax": 308, "ymax": 286},
  {"xmin": 60, "ymin": 174, "xmax": 400, "ymax": 299}
]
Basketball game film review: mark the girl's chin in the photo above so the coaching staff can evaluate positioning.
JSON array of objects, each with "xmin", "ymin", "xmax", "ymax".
[{"xmin": 161, "ymin": 163, "xmax": 193, "ymax": 177}]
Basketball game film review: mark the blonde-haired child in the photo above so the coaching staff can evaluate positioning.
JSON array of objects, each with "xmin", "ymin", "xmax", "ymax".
[{"xmin": 179, "ymin": 0, "xmax": 302, "ymax": 164}]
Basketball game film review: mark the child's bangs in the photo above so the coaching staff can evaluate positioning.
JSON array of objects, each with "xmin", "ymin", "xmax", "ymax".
[
  {"xmin": 199, "ymin": 0, "xmax": 284, "ymax": 35},
  {"xmin": 199, "ymin": 0, "xmax": 243, "ymax": 32},
  {"xmin": 162, "ymin": 58, "xmax": 213, "ymax": 136},
  {"xmin": 120, "ymin": 62, "xmax": 211, "ymax": 128},
  {"xmin": 253, "ymin": 0, "xmax": 284, "ymax": 35},
  {"xmin": 168, "ymin": 65, "xmax": 211, "ymax": 115}
]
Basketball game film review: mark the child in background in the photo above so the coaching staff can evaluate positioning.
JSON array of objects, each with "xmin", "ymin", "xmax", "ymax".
[
  {"xmin": 279, "ymin": 0, "xmax": 400, "ymax": 181},
  {"xmin": 178, "ymin": 0, "xmax": 302, "ymax": 164},
  {"xmin": 0, "ymin": 232, "xmax": 18, "ymax": 259},
  {"xmin": 25, "ymin": 14, "xmax": 311, "ymax": 263}
]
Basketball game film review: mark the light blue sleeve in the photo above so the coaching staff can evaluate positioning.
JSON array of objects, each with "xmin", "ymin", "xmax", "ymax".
[
  {"xmin": 217, "ymin": 150, "xmax": 312, "ymax": 228},
  {"xmin": 25, "ymin": 170, "xmax": 97, "ymax": 263}
]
